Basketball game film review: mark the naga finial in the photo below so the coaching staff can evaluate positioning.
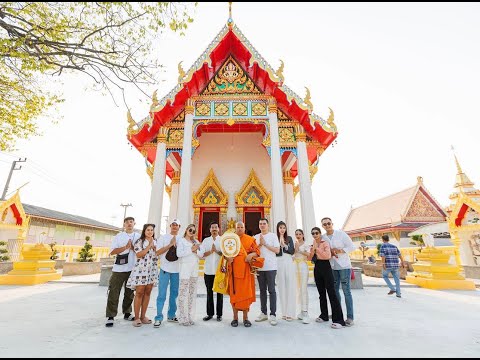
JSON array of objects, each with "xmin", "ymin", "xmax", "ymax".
[
  {"xmin": 178, "ymin": 61, "xmax": 186, "ymax": 84},
  {"xmin": 327, "ymin": 107, "xmax": 337, "ymax": 132},
  {"xmin": 276, "ymin": 59, "xmax": 284, "ymax": 83},
  {"xmin": 304, "ymin": 87, "xmax": 313, "ymax": 111}
]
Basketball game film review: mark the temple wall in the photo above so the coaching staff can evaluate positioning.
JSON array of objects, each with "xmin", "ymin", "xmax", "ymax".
[{"xmin": 191, "ymin": 132, "xmax": 271, "ymax": 222}]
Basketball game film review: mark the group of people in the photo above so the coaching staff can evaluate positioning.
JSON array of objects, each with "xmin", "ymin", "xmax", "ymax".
[{"xmin": 104, "ymin": 215, "xmax": 358, "ymax": 329}]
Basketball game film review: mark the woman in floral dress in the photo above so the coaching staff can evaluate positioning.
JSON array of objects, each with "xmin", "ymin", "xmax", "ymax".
[{"xmin": 127, "ymin": 223, "xmax": 158, "ymax": 327}]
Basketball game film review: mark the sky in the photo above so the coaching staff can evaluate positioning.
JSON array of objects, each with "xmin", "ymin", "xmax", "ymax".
[{"xmin": 1, "ymin": 2, "xmax": 480, "ymax": 234}]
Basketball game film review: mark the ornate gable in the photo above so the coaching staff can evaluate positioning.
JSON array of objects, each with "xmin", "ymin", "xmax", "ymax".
[
  {"xmin": 201, "ymin": 55, "xmax": 261, "ymax": 96},
  {"xmin": 193, "ymin": 169, "xmax": 228, "ymax": 208},
  {"xmin": 0, "ymin": 191, "xmax": 29, "ymax": 231},
  {"xmin": 404, "ymin": 189, "xmax": 446, "ymax": 222},
  {"xmin": 236, "ymin": 169, "xmax": 271, "ymax": 207}
]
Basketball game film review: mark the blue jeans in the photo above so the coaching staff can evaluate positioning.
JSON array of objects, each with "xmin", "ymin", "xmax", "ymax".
[
  {"xmin": 155, "ymin": 269, "xmax": 179, "ymax": 321},
  {"xmin": 382, "ymin": 268, "xmax": 401, "ymax": 296},
  {"xmin": 333, "ymin": 269, "xmax": 354, "ymax": 320}
]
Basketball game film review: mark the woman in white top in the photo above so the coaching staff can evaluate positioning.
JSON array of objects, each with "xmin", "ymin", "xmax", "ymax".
[
  {"xmin": 176, "ymin": 224, "xmax": 202, "ymax": 326},
  {"xmin": 126, "ymin": 224, "xmax": 158, "ymax": 327},
  {"xmin": 276, "ymin": 221, "xmax": 297, "ymax": 321},
  {"xmin": 293, "ymin": 229, "xmax": 310, "ymax": 324}
]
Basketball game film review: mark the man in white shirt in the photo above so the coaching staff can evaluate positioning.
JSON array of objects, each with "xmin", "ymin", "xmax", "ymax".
[
  {"xmin": 105, "ymin": 216, "xmax": 140, "ymax": 327},
  {"xmin": 321, "ymin": 217, "xmax": 356, "ymax": 326},
  {"xmin": 153, "ymin": 218, "xmax": 181, "ymax": 328},
  {"xmin": 199, "ymin": 221, "xmax": 224, "ymax": 322},
  {"xmin": 254, "ymin": 218, "xmax": 280, "ymax": 326}
]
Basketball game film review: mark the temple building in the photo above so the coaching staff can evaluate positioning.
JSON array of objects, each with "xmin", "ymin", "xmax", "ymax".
[
  {"xmin": 342, "ymin": 177, "xmax": 447, "ymax": 247},
  {"xmin": 126, "ymin": 12, "xmax": 337, "ymax": 240}
]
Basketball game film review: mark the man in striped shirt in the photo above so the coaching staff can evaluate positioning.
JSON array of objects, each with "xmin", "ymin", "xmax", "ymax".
[{"xmin": 379, "ymin": 235, "xmax": 405, "ymax": 298}]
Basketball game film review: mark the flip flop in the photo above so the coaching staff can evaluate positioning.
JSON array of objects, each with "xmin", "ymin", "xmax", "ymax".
[
  {"xmin": 141, "ymin": 317, "xmax": 152, "ymax": 324},
  {"xmin": 133, "ymin": 319, "xmax": 142, "ymax": 327}
]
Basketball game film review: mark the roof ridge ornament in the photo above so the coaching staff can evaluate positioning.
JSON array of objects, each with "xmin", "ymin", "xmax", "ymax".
[
  {"xmin": 178, "ymin": 61, "xmax": 186, "ymax": 84},
  {"xmin": 303, "ymin": 87, "xmax": 313, "ymax": 112},
  {"xmin": 228, "ymin": 2, "xmax": 234, "ymax": 28}
]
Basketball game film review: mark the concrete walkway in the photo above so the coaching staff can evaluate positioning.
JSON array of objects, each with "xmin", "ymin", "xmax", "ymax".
[{"xmin": 1, "ymin": 275, "xmax": 479, "ymax": 357}]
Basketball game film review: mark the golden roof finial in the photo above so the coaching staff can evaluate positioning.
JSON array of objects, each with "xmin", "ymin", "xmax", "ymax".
[
  {"xmin": 227, "ymin": 2, "xmax": 234, "ymax": 28},
  {"xmin": 451, "ymin": 145, "xmax": 475, "ymax": 189},
  {"xmin": 178, "ymin": 61, "xmax": 186, "ymax": 84}
]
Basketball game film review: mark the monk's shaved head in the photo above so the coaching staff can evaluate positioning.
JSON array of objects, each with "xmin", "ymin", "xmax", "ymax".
[{"xmin": 235, "ymin": 221, "xmax": 245, "ymax": 236}]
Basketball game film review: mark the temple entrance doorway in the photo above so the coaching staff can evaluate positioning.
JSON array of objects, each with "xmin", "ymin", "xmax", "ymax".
[
  {"xmin": 200, "ymin": 210, "xmax": 220, "ymax": 241},
  {"xmin": 244, "ymin": 209, "xmax": 262, "ymax": 237}
]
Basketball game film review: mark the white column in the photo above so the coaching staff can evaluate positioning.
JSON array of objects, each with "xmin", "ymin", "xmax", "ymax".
[
  {"xmin": 283, "ymin": 171, "xmax": 297, "ymax": 233},
  {"xmin": 268, "ymin": 102, "xmax": 286, "ymax": 230},
  {"xmin": 296, "ymin": 127, "xmax": 316, "ymax": 245},
  {"xmin": 177, "ymin": 100, "xmax": 194, "ymax": 228},
  {"xmin": 147, "ymin": 127, "xmax": 168, "ymax": 230},
  {"xmin": 168, "ymin": 171, "xmax": 181, "ymax": 222}
]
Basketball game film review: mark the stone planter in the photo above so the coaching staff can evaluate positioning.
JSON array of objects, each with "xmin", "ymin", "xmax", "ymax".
[
  {"xmin": 100, "ymin": 257, "xmax": 115, "ymax": 267},
  {"xmin": 55, "ymin": 259, "xmax": 66, "ymax": 270},
  {"xmin": 0, "ymin": 261, "xmax": 13, "ymax": 274},
  {"xmin": 363, "ymin": 263, "xmax": 407, "ymax": 280},
  {"xmin": 351, "ymin": 260, "xmax": 365, "ymax": 271},
  {"xmin": 463, "ymin": 265, "xmax": 480, "ymax": 279},
  {"xmin": 62, "ymin": 261, "xmax": 101, "ymax": 276}
]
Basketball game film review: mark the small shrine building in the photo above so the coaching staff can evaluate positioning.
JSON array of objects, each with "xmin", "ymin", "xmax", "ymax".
[{"xmin": 126, "ymin": 11, "xmax": 337, "ymax": 240}]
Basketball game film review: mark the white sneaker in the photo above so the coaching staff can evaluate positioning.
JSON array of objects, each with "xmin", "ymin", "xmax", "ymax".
[
  {"xmin": 297, "ymin": 312, "xmax": 304, "ymax": 320},
  {"xmin": 302, "ymin": 312, "xmax": 310, "ymax": 324},
  {"xmin": 345, "ymin": 318, "xmax": 354, "ymax": 327},
  {"xmin": 255, "ymin": 313, "xmax": 268, "ymax": 322},
  {"xmin": 269, "ymin": 315, "xmax": 277, "ymax": 326}
]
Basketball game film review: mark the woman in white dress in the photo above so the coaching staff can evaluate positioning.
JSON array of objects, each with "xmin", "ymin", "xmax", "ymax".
[
  {"xmin": 176, "ymin": 224, "xmax": 202, "ymax": 326},
  {"xmin": 276, "ymin": 221, "xmax": 297, "ymax": 321},
  {"xmin": 126, "ymin": 223, "xmax": 158, "ymax": 327},
  {"xmin": 294, "ymin": 229, "xmax": 310, "ymax": 324}
]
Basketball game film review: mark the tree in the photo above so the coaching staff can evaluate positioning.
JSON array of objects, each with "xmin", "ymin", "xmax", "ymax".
[
  {"xmin": 0, "ymin": 241, "xmax": 9, "ymax": 262},
  {"xmin": 410, "ymin": 235, "xmax": 425, "ymax": 253},
  {"xmin": 0, "ymin": 2, "xmax": 195, "ymax": 151},
  {"xmin": 76, "ymin": 236, "xmax": 95, "ymax": 262},
  {"xmin": 359, "ymin": 241, "xmax": 369, "ymax": 260}
]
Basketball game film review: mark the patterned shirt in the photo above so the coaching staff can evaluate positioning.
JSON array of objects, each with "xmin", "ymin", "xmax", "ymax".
[{"xmin": 379, "ymin": 242, "xmax": 401, "ymax": 269}]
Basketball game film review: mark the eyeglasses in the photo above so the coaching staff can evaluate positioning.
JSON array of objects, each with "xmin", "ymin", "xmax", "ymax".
[
  {"xmin": 188, "ymin": 229, "xmax": 196, "ymax": 234},
  {"xmin": 322, "ymin": 222, "xmax": 332, "ymax": 226},
  {"xmin": 311, "ymin": 231, "xmax": 320, "ymax": 235}
]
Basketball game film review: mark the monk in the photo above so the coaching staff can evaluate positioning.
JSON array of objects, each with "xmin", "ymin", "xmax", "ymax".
[{"xmin": 226, "ymin": 221, "xmax": 260, "ymax": 328}]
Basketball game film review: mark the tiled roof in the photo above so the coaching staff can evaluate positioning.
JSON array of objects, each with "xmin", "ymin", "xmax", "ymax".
[
  {"xmin": 342, "ymin": 186, "xmax": 418, "ymax": 233},
  {"xmin": 23, "ymin": 203, "xmax": 121, "ymax": 232}
]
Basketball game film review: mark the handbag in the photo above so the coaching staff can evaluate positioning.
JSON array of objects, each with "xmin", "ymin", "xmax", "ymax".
[
  {"xmin": 115, "ymin": 253, "xmax": 129, "ymax": 265},
  {"xmin": 350, "ymin": 268, "xmax": 355, "ymax": 281},
  {"xmin": 165, "ymin": 245, "xmax": 178, "ymax": 262},
  {"xmin": 212, "ymin": 255, "xmax": 229, "ymax": 295}
]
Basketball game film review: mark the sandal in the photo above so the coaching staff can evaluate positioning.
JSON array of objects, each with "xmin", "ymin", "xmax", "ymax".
[
  {"xmin": 286, "ymin": 317, "xmax": 294, "ymax": 322},
  {"xmin": 141, "ymin": 317, "xmax": 152, "ymax": 324},
  {"xmin": 243, "ymin": 319, "xmax": 252, "ymax": 327},
  {"xmin": 133, "ymin": 319, "xmax": 142, "ymax": 327},
  {"xmin": 231, "ymin": 319, "xmax": 239, "ymax": 327}
]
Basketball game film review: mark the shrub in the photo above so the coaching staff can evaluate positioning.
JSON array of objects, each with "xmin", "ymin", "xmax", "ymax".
[
  {"xmin": 0, "ymin": 241, "xmax": 10, "ymax": 262},
  {"xmin": 76, "ymin": 236, "xmax": 95, "ymax": 262},
  {"xmin": 49, "ymin": 242, "xmax": 59, "ymax": 260}
]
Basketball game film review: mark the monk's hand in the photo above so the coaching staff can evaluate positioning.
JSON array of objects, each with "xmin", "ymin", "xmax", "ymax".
[
  {"xmin": 226, "ymin": 257, "xmax": 234, "ymax": 264},
  {"xmin": 245, "ymin": 252, "xmax": 256, "ymax": 263}
]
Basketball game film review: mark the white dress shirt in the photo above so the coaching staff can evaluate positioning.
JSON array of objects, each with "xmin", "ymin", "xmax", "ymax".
[{"xmin": 322, "ymin": 230, "xmax": 356, "ymax": 270}]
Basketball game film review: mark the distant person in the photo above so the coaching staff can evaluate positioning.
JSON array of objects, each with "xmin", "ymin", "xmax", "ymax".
[
  {"xmin": 380, "ymin": 235, "xmax": 404, "ymax": 298},
  {"xmin": 276, "ymin": 221, "xmax": 296, "ymax": 321},
  {"xmin": 105, "ymin": 216, "xmax": 140, "ymax": 327},
  {"xmin": 199, "ymin": 221, "xmax": 224, "ymax": 322},
  {"xmin": 126, "ymin": 223, "xmax": 158, "ymax": 327},
  {"xmin": 321, "ymin": 217, "xmax": 356, "ymax": 326}
]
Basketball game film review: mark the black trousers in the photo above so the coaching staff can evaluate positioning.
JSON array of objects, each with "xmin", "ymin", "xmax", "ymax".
[
  {"xmin": 257, "ymin": 270, "xmax": 277, "ymax": 316},
  {"xmin": 204, "ymin": 274, "xmax": 223, "ymax": 317},
  {"xmin": 314, "ymin": 260, "xmax": 345, "ymax": 325}
]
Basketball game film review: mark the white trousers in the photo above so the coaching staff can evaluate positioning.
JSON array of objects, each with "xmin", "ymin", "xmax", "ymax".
[
  {"xmin": 277, "ymin": 254, "xmax": 297, "ymax": 318},
  {"xmin": 178, "ymin": 277, "xmax": 197, "ymax": 324},
  {"xmin": 296, "ymin": 260, "xmax": 309, "ymax": 313}
]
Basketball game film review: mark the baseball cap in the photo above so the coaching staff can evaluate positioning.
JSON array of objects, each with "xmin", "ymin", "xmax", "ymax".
[{"xmin": 170, "ymin": 218, "xmax": 181, "ymax": 226}]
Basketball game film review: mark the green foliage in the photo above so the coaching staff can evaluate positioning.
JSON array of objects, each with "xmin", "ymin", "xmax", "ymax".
[
  {"xmin": 0, "ymin": 2, "xmax": 196, "ymax": 151},
  {"xmin": 0, "ymin": 241, "xmax": 10, "ymax": 262},
  {"xmin": 76, "ymin": 236, "xmax": 95, "ymax": 262},
  {"xmin": 49, "ymin": 242, "xmax": 59, "ymax": 260},
  {"xmin": 410, "ymin": 235, "xmax": 424, "ymax": 253},
  {"xmin": 376, "ymin": 243, "xmax": 382, "ymax": 257}
]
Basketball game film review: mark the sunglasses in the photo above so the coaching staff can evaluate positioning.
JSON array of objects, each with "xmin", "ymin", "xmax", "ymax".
[
  {"xmin": 188, "ymin": 228, "xmax": 196, "ymax": 234},
  {"xmin": 322, "ymin": 222, "xmax": 332, "ymax": 226},
  {"xmin": 311, "ymin": 231, "xmax": 320, "ymax": 235}
]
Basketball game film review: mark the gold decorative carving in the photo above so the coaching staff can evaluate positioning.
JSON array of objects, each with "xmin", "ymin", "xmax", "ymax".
[
  {"xmin": 236, "ymin": 169, "xmax": 271, "ymax": 207},
  {"xmin": 192, "ymin": 138, "xmax": 200, "ymax": 148},
  {"xmin": 262, "ymin": 136, "xmax": 271, "ymax": 147},
  {"xmin": 303, "ymin": 87, "xmax": 313, "ymax": 112},
  {"xmin": 165, "ymin": 183, "xmax": 171, "ymax": 197},
  {"xmin": 202, "ymin": 56, "xmax": 261, "ymax": 95},
  {"xmin": 193, "ymin": 169, "xmax": 228, "ymax": 208},
  {"xmin": 127, "ymin": 110, "xmax": 141, "ymax": 137},
  {"xmin": 185, "ymin": 99, "xmax": 194, "ymax": 115},
  {"xmin": 283, "ymin": 171, "xmax": 294, "ymax": 185},
  {"xmin": 226, "ymin": 118, "xmax": 235, "ymax": 126},
  {"xmin": 178, "ymin": 61, "xmax": 186, "ymax": 84},
  {"xmin": 168, "ymin": 129, "xmax": 184, "ymax": 144},
  {"xmin": 146, "ymin": 164, "xmax": 154, "ymax": 182},
  {"xmin": 277, "ymin": 109, "xmax": 290, "ymax": 121},
  {"xmin": 309, "ymin": 163, "xmax": 318, "ymax": 181},
  {"xmin": 233, "ymin": 102, "xmax": 248, "ymax": 116},
  {"xmin": 293, "ymin": 184, "xmax": 300, "ymax": 197},
  {"xmin": 405, "ymin": 191, "xmax": 445, "ymax": 220},
  {"xmin": 276, "ymin": 60, "xmax": 284, "ymax": 84},
  {"xmin": 214, "ymin": 102, "xmax": 229, "ymax": 116},
  {"xmin": 173, "ymin": 111, "xmax": 185, "ymax": 122},
  {"xmin": 279, "ymin": 127, "xmax": 295, "ymax": 143},
  {"xmin": 195, "ymin": 102, "xmax": 210, "ymax": 116},
  {"xmin": 295, "ymin": 124, "xmax": 307, "ymax": 142},
  {"xmin": 157, "ymin": 127, "xmax": 168, "ymax": 143},
  {"xmin": 171, "ymin": 171, "xmax": 181, "ymax": 185},
  {"xmin": 252, "ymin": 102, "xmax": 267, "ymax": 116}
]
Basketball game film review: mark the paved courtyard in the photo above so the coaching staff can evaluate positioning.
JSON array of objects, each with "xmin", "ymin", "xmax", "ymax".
[{"xmin": 0, "ymin": 275, "xmax": 479, "ymax": 358}]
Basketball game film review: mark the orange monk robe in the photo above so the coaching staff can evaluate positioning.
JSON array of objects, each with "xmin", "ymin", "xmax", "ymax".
[{"xmin": 227, "ymin": 233, "xmax": 261, "ymax": 311}]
